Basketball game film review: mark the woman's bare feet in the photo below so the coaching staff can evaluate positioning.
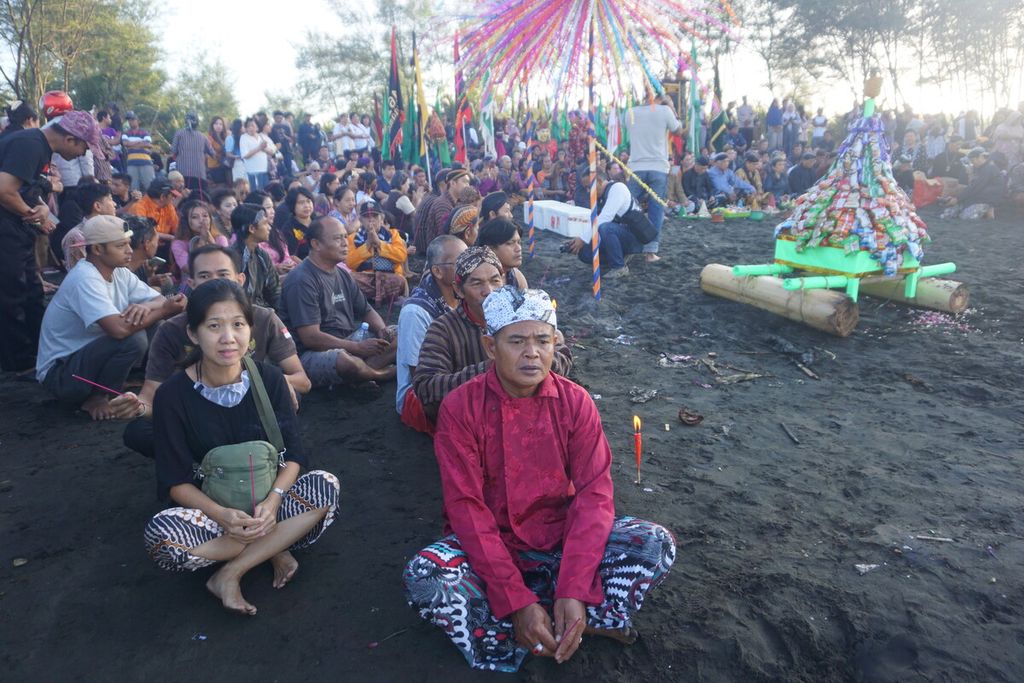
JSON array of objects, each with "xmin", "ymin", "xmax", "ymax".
[
  {"xmin": 206, "ymin": 568, "xmax": 257, "ymax": 615},
  {"xmin": 80, "ymin": 394, "xmax": 116, "ymax": 421},
  {"xmin": 584, "ymin": 625, "xmax": 639, "ymax": 645},
  {"xmin": 644, "ymin": 253, "xmax": 662, "ymax": 263},
  {"xmin": 270, "ymin": 551, "xmax": 298, "ymax": 589}
]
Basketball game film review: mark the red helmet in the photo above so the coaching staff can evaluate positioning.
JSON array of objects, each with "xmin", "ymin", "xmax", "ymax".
[{"xmin": 38, "ymin": 90, "xmax": 74, "ymax": 120}]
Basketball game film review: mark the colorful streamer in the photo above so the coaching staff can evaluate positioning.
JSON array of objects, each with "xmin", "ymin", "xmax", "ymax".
[{"xmin": 452, "ymin": 0, "xmax": 736, "ymax": 105}]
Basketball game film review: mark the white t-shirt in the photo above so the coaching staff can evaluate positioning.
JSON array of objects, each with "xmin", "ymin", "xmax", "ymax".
[
  {"xmin": 596, "ymin": 182, "xmax": 634, "ymax": 225},
  {"xmin": 351, "ymin": 123, "xmax": 370, "ymax": 151},
  {"xmin": 812, "ymin": 115, "xmax": 828, "ymax": 137},
  {"xmin": 36, "ymin": 261, "xmax": 159, "ymax": 381},
  {"xmin": 240, "ymin": 133, "xmax": 270, "ymax": 173},
  {"xmin": 333, "ymin": 123, "xmax": 354, "ymax": 156},
  {"xmin": 626, "ymin": 105, "xmax": 682, "ymax": 174}
]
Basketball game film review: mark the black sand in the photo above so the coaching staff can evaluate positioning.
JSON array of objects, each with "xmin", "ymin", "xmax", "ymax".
[{"xmin": 1, "ymin": 209, "xmax": 1022, "ymax": 682}]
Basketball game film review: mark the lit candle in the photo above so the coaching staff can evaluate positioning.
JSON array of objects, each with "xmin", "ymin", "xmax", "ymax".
[{"xmin": 633, "ymin": 415, "xmax": 642, "ymax": 484}]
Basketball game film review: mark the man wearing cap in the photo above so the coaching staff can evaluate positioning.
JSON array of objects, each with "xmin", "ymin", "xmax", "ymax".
[
  {"xmin": 396, "ymin": 235, "xmax": 467, "ymax": 431},
  {"xmin": 278, "ymin": 215, "xmax": 396, "ymax": 388},
  {"xmin": 787, "ymin": 152, "xmax": 821, "ymax": 196},
  {"xmin": 170, "ymin": 112, "xmax": 216, "ymax": 201},
  {"xmin": 123, "ymin": 111, "xmax": 156, "ymax": 192},
  {"xmin": 36, "ymin": 215, "xmax": 185, "ymax": 419},
  {"xmin": 413, "ymin": 247, "xmax": 573, "ymax": 421},
  {"xmin": 346, "ymin": 200, "xmax": 409, "ymax": 302},
  {"xmin": 940, "ymin": 147, "xmax": 1005, "ymax": 219},
  {"xmin": 0, "ymin": 109, "xmax": 102, "ymax": 372},
  {"xmin": 707, "ymin": 152, "xmax": 755, "ymax": 204},
  {"xmin": 625, "ymin": 94, "xmax": 681, "ymax": 263},
  {"xmin": 128, "ymin": 178, "xmax": 178, "ymax": 243},
  {"xmin": 404, "ymin": 285, "xmax": 676, "ymax": 673},
  {"xmin": 682, "ymin": 156, "xmax": 724, "ymax": 210}
]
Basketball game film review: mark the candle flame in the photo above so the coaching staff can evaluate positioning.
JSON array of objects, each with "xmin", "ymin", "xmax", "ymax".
[
  {"xmin": 633, "ymin": 415, "xmax": 641, "ymax": 431},
  {"xmin": 551, "ymin": 299, "xmax": 558, "ymax": 310}
]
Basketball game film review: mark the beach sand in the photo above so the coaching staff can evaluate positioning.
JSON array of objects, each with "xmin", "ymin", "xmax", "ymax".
[{"xmin": 1, "ymin": 209, "xmax": 1021, "ymax": 682}]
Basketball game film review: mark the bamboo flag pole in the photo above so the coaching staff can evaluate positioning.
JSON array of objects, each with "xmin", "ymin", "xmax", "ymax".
[{"xmin": 588, "ymin": 4, "xmax": 601, "ymax": 301}]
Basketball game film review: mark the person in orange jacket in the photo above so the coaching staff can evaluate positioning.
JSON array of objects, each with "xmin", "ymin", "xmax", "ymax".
[{"xmin": 346, "ymin": 200, "xmax": 409, "ymax": 303}]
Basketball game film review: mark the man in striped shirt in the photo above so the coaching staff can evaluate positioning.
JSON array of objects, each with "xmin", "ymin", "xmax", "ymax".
[
  {"xmin": 123, "ymin": 111, "xmax": 155, "ymax": 192},
  {"xmin": 413, "ymin": 246, "xmax": 573, "ymax": 421},
  {"xmin": 170, "ymin": 112, "xmax": 215, "ymax": 201}
]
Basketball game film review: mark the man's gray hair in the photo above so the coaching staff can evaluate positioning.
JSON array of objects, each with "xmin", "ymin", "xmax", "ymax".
[{"xmin": 425, "ymin": 234, "xmax": 463, "ymax": 270}]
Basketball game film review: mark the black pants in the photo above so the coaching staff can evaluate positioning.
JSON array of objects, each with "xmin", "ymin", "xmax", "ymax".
[
  {"xmin": 0, "ymin": 220, "xmax": 44, "ymax": 371},
  {"xmin": 123, "ymin": 416, "xmax": 155, "ymax": 459},
  {"xmin": 184, "ymin": 176, "xmax": 210, "ymax": 202},
  {"xmin": 41, "ymin": 332, "xmax": 148, "ymax": 404}
]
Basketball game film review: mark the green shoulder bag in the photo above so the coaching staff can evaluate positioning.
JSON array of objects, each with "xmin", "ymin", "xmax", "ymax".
[{"xmin": 199, "ymin": 356, "xmax": 284, "ymax": 512}]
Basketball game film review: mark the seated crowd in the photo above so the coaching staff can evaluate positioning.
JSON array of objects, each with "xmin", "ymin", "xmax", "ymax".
[{"xmin": 3, "ymin": 89, "xmax": 1022, "ymax": 672}]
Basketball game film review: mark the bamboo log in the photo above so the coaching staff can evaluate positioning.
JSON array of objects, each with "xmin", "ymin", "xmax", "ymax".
[
  {"xmin": 700, "ymin": 264, "xmax": 859, "ymax": 337},
  {"xmin": 860, "ymin": 277, "xmax": 969, "ymax": 314}
]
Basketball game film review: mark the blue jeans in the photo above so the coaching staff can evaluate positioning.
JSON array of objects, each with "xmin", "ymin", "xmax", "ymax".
[
  {"xmin": 627, "ymin": 170, "xmax": 668, "ymax": 253},
  {"xmin": 247, "ymin": 172, "xmax": 269, "ymax": 190},
  {"xmin": 577, "ymin": 221, "xmax": 643, "ymax": 270}
]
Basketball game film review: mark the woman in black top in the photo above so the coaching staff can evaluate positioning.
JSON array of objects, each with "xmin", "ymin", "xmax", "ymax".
[
  {"xmin": 476, "ymin": 217, "xmax": 528, "ymax": 289},
  {"xmin": 144, "ymin": 280, "xmax": 339, "ymax": 615}
]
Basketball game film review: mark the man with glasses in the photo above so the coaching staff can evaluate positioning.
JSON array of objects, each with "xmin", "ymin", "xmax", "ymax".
[{"xmin": 396, "ymin": 235, "xmax": 467, "ymax": 432}]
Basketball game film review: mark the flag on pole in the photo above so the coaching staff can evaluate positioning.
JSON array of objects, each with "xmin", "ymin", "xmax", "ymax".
[
  {"xmin": 386, "ymin": 26, "xmax": 404, "ymax": 161},
  {"xmin": 413, "ymin": 32, "xmax": 429, "ymax": 160},
  {"xmin": 607, "ymin": 107, "xmax": 621, "ymax": 153},
  {"xmin": 688, "ymin": 41, "xmax": 701, "ymax": 155},
  {"xmin": 480, "ymin": 72, "xmax": 496, "ymax": 159}
]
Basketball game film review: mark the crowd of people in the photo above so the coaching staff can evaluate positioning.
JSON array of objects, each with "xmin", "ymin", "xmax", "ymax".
[{"xmin": 1, "ymin": 84, "xmax": 1021, "ymax": 672}]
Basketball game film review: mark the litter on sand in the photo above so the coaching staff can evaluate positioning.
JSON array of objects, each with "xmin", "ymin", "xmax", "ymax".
[
  {"xmin": 855, "ymin": 564, "xmax": 880, "ymax": 575},
  {"xmin": 629, "ymin": 387, "xmax": 658, "ymax": 403},
  {"xmin": 608, "ymin": 334, "xmax": 637, "ymax": 345}
]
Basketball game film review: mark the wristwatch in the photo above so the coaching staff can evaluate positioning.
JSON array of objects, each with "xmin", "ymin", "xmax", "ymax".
[{"xmin": 271, "ymin": 487, "xmax": 287, "ymax": 498}]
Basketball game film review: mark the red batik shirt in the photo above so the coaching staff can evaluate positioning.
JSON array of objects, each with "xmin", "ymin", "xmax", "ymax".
[{"xmin": 434, "ymin": 366, "xmax": 615, "ymax": 619}]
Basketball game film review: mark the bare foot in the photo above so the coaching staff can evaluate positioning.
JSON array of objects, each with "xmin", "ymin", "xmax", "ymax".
[
  {"xmin": 584, "ymin": 625, "xmax": 639, "ymax": 645},
  {"xmin": 80, "ymin": 394, "xmax": 116, "ymax": 421},
  {"xmin": 206, "ymin": 568, "xmax": 257, "ymax": 615},
  {"xmin": 270, "ymin": 551, "xmax": 298, "ymax": 589},
  {"xmin": 644, "ymin": 253, "xmax": 662, "ymax": 263}
]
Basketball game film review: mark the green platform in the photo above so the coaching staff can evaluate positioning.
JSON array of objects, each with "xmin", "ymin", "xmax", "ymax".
[{"xmin": 732, "ymin": 237, "xmax": 954, "ymax": 302}]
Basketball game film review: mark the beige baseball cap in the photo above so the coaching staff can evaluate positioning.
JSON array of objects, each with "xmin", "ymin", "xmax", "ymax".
[{"xmin": 82, "ymin": 215, "xmax": 132, "ymax": 245}]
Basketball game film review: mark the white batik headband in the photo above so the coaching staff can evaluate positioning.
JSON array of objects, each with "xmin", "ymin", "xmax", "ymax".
[{"xmin": 482, "ymin": 286, "xmax": 558, "ymax": 335}]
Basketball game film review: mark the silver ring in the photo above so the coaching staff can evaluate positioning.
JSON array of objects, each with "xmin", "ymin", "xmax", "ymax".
[{"xmin": 532, "ymin": 642, "xmax": 544, "ymax": 654}]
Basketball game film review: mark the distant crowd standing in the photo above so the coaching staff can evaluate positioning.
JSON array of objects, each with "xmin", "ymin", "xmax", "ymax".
[{"xmin": 2, "ymin": 83, "xmax": 1022, "ymax": 669}]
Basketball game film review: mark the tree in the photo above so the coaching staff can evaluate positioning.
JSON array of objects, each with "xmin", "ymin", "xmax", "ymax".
[{"xmin": 170, "ymin": 57, "xmax": 240, "ymax": 126}]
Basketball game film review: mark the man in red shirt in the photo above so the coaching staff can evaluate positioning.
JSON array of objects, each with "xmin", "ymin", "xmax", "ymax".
[{"xmin": 403, "ymin": 287, "xmax": 676, "ymax": 672}]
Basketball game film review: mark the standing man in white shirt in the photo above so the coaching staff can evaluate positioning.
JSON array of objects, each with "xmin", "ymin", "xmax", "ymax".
[
  {"xmin": 625, "ymin": 95, "xmax": 682, "ymax": 262},
  {"xmin": 36, "ymin": 215, "xmax": 185, "ymax": 419}
]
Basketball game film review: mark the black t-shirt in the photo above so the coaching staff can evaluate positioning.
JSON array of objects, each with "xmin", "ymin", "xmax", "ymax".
[
  {"xmin": 152, "ymin": 360, "xmax": 306, "ymax": 500},
  {"xmin": 0, "ymin": 128, "xmax": 53, "ymax": 225}
]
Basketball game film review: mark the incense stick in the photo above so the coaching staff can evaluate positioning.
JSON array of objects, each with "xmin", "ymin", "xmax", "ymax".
[
  {"xmin": 249, "ymin": 454, "xmax": 256, "ymax": 515},
  {"xmin": 71, "ymin": 374, "xmax": 125, "ymax": 397}
]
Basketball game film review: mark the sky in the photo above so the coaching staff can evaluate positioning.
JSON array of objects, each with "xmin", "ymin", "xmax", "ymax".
[
  {"xmin": 159, "ymin": 0, "xmax": 345, "ymax": 115},
  {"xmin": 157, "ymin": 2, "xmax": 1018, "ymax": 123}
]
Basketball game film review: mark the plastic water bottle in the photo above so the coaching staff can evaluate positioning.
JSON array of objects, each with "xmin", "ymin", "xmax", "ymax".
[{"xmin": 348, "ymin": 322, "xmax": 371, "ymax": 342}]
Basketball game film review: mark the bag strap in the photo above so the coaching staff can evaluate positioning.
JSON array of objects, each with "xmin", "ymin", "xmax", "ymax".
[{"xmin": 242, "ymin": 355, "xmax": 285, "ymax": 453}]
